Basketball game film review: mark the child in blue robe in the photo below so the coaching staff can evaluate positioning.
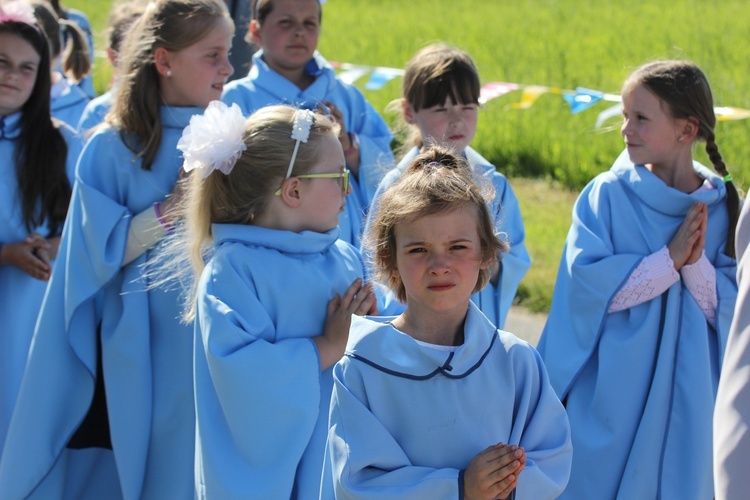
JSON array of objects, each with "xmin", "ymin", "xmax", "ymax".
[
  {"xmin": 538, "ymin": 60, "xmax": 740, "ymax": 499},
  {"xmin": 0, "ymin": 6, "xmax": 81, "ymax": 462},
  {"xmin": 367, "ymin": 44, "xmax": 530, "ymax": 329},
  {"xmin": 31, "ymin": 1, "xmax": 90, "ymax": 128},
  {"xmin": 0, "ymin": 1, "xmax": 234, "ymax": 497},
  {"xmin": 221, "ymin": 0, "xmax": 394, "ymax": 246},
  {"xmin": 323, "ymin": 147, "xmax": 572, "ymax": 499},
  {"xmin": 168, "ymin": 102, "xmax": 376, "ymax": 497}
]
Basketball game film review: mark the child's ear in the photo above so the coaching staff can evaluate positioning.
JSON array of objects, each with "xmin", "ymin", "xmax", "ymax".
[
  {"xmin": 106, "ymin": 47, "xmax": 117, "ymax": 67},
  {"xmin": 249, "ymin": 20, "xmax": 263, "ymax": 46},
  {"xmin": 153, "ymin": 47, "xmax": 172, "ymax": 77},
  {"xmin": 679, "ymin": 117, "xmax": 700, "ymax": 142},
  {"xmin": 278, "ymin": 178, "xmax": 303, "ymax": 208},
  {"xmin": 402, "ymin": 100, "xmax": 417, "ymax": 125}
]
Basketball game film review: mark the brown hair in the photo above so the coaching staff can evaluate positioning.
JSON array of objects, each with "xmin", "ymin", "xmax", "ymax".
[
  {"xmin": 363, "ymin": 145, "xmax": 506, "ymax": 303},
  {"xmin": 250, "ymin": 0, "xmax": 322, "ymax": 23},
  {"xmin": 31, "ymin": 0, "xmax": 90, "ymax": 82},
  {"xmin": 106, "ymin": 1, "xmax": 147, "ymax": 58},
  {"xmin": 623, "ymin": 60, "xmax": 741, "ymax": 258},
  {"xmin": 109, "ymin": 0, "xmax": 231, "ymax": 171},
  {"xmin": 393, "ymin": 43, "xmax": 481, "ymax": 155}
]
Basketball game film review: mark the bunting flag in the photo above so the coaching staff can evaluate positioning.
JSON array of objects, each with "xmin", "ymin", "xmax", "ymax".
[
  {"xmin": 511, "ymin": 85, "xmax": 550, "ymax": 109},
  {"xmin": 716, "ymin": 107, "xmax": 750, "ymax": 121},
  {"xmin": 336, "ymin": 65, "xmax": 372, "ymax": 85},
  {"xmin": 563, "ymin": 87, "xmax": 605, "ymax": 114},
  {"xmin": 364, "ymin": 67, "xmax": 406, "ymax": 90},
  {"xmin": 327, "ymin": 60, "xmax": 750, "ymax": 124},
  {"xmin": 479, "ymin": 82, "xmax": 520, "ymax": 104}
]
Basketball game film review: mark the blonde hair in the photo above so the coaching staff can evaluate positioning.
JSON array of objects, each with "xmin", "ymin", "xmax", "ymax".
[
  {"xmin": 363, "ymin": 145, "xmax": 506, "ymax": 303},
  {"xmin": 108, "ymin": 0, "xmax": 232, "ymax": 171},
  {"xmin": 31, "ymin": 0, "xmax": 90, "ymax": 82},
  {"xmin": 158, "ymin": 105, "xmax": 339, "ymax": 321}
]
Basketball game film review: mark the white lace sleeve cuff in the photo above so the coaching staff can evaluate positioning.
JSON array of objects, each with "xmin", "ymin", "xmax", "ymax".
[
  {"xmin": 681, "ymin": 251, "xmax": 717, "ymax": 327},
  {"xmin": 608, "ymin": 246, "xmax": 680, "ymax": 313},
  {"xmin": 122, "ymin": 204, "xmax": 168, "ymax": 266}
]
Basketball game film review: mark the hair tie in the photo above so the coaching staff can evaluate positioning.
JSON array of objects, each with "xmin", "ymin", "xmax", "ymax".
[
  {"xmin": 426, "ymin": 161, "xmax": 442, "ymax": 168},
  {"xmin": 723, "ymin": 174, "xmax": 733, "ymax": 183},
  {"xmin": 178, "ymin": 101, "xmax": 247, "ymax": 178}
]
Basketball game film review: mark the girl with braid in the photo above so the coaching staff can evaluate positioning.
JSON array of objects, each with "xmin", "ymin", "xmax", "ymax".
[{"xmin": 538, "ymin": 60, "xmax": 740, "ymax": 499}]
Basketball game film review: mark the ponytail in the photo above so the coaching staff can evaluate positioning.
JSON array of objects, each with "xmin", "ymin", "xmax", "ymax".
[
  {"xmin": 60, "ymin": 18, "xmax": 90, "ymax": 82},
  {"xmin": 705, "ymin": 136, "xmax": 740, "ymax": 258}
]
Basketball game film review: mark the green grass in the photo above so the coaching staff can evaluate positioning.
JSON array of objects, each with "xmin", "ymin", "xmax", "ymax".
[{"xmin": 67, "ymin": 0, "xmax": 750, "ymax": 312}]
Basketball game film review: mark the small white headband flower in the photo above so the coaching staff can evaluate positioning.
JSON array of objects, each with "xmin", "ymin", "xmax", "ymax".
[
  {"xmin": 285, "ymin": 109, "xmax": 315, "ymax": 179},
  {"xmin": 178, "ymin": 101, "xmax": 247, "ymax": 178},
  {"xmin": 0, "ymin": 0, "xmax": 36, "ymax": 25}
]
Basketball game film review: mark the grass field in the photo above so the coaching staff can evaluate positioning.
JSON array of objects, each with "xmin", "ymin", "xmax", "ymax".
[{"xmin": 67, "ymin": 0, "xmax": 750, "ymax": 311}]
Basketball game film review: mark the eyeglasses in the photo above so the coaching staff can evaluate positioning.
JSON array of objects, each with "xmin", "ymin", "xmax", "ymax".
[{"xmin": 275, "ymin": 169, "xmax": 350, "ymax": 196}]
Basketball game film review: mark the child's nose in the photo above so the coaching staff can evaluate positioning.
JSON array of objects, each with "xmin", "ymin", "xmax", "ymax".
[{"xmin": 428, "ymin": 254, "xmax": 450, "ymax": 273}]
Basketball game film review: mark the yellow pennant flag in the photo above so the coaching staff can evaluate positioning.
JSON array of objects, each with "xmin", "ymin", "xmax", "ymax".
[
  {"xmin": 716, "ymin": 107, "xmax": 750, "ymax": 121},
  {"xmin": 511, "ymin": 86, "xmax": 550, "ymax": 109}
]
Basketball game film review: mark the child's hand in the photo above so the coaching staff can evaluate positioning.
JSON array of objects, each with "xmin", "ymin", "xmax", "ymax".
[
  {"xmin": 34, "ymin": 236, "xmax": 61, "ymax": 266},
  {"xmin": 685, "ymin": 203, "xmax": 707, "ymax": 266},
  {"xmin": 463, "ymin": 443, "xmax": 525, "ymax": 500},
  {"xmin": 314, "ymin": 278, "xmax": 374, "ymax": 370},
  {"xmin": 1, "ymin": 234, "xmax": 52, "ymax": 281},
  {"xmin": 668, "ymin": 202, "xmax": 706, "ymax": 270}
]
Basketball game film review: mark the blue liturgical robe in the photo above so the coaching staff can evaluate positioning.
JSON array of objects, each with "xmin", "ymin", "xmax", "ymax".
[
  {"xmin": 0, "ymin": 113, "xmax": 82, "ymax": 461},
  {"xmin": 0, "ymin": 107, "xmax": 203, "ymax": 499},
  {"xmin": 51, "ymin": 77, "xmax": 90, "ymax": 130},
  {"xmin": 538, "ymin": 150, "xmax": 737, "ymax": 499},
  {"xmin": 194, "ymin": 224, "xmax": 364, "ymax": 499},
  {"xmin": 323, "ymin": 302, "xmax": 572, "ymax": 499}
]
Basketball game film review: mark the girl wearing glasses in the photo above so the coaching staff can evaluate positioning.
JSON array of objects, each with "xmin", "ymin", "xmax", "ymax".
[{"xmin": 167, "ymin": 102, "xmax": 377, "ymax": 497}]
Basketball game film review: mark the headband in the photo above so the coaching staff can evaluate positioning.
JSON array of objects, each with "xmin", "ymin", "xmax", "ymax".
[{"xmin": 285, "ymin": 109, "xmax": 315, "ymax": 179}]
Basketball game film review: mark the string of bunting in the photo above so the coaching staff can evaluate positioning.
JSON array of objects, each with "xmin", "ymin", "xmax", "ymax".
[{"xmin": 330, "ymin": 61, "xmax": 750, "ymax": 129}]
